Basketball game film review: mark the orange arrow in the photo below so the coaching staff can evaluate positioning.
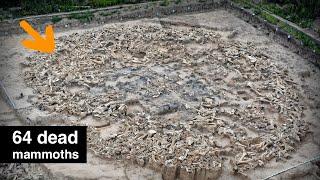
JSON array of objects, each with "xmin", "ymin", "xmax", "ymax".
[{"xmin": 20, "ymin": 20, "xmax": 55, "ymax": 53}]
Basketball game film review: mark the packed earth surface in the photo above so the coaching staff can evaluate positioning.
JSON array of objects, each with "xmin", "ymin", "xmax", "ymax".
[{"xmin": 1, "ymin": 10, "xmax": 320, "ymax": 179}]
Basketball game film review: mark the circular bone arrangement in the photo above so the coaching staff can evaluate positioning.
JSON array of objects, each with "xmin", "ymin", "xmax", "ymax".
[{"xmin": 24, "ymin": 23, "xmax": 308, "ymax": 177}]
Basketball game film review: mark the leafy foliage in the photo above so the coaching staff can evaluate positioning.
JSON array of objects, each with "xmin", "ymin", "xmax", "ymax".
[
  {"xmin": 160, "ymin": 0, "xmax": 170, "ymax": 6},
  {"xmin": 52, "ymin": 16, "xmax": 62, "ymax": 23},
  {"xmin": 234, "ymin": 0, "xmax": 319, "ymax": 28},
  {"xmin": 233, "ymin": 0, "xmax": 320, "ymax": 54},
  {"xmin": 0, "ymin": 0, "xmax": 157, "ymax": 18},
  {"xmin": 68, "ymin": 12, "xmax": 94, "ymax": 22},
  {"xmin": 260, "ymin": 0, "xmax": 319, "ymax": 28}
]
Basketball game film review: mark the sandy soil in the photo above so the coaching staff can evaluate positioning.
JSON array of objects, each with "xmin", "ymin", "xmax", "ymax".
[{"xmin": 0, "ymin": 9, "xmax": 319, "ymax": 180}]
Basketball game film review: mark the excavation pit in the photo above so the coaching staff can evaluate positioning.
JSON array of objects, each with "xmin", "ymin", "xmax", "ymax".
[{"xmin": 19, "ymin": 10, "xmax": 320, "ymax": 179}]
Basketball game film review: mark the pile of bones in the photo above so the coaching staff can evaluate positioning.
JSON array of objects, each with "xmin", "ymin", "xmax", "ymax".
[{"xmin": 23, "ymin": 23, "xmax": 308, "ymax": 178}]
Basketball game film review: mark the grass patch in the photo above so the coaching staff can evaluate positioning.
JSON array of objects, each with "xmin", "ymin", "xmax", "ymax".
[
  {"xmin": 278, "ymin": 22, "xmax": 320, "ymax": 54},
  {"xmin": 90, "ymin": 0, "xmax": 120, "ymax": 7},
  {"xmin": 160, "ymin": 0, "xmax": 170, "ymax": 6},
  {"xmin": 232, "ymin": 0, "xmax": 320, "ymax": 55},
  {"xmin": 52, "ymin": 16, "xmax": 63, "ymax": 23},
  {"xmin": 233, "ymin": 0, "xmax": 318, "ymax": 29},
  {"xmin": 258, "ymin": 2, "xmax": 316, "ymax": 28},
  {"xmin": 1, "ymin": 0, "xmax": 159, "ymax": 19},
  {"xmin": 99, "ymin": 10, "xmax": 117, "ymax": 16},
  {"xmin": 261, "ymin": 12, "xmax": 278, "ymax": 24},
  {"xmin": 68, "ymin": 12, "xmax": 94, "ymax": 22},
  {"xmin": 175, "ymin": 0, "xmax": 182, "ymax": 4}
]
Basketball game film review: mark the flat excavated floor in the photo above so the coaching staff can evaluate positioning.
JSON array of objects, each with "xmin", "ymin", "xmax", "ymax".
[{"xmin": 1, "ymin": 10, "xmax": 320, "ymax": 179}]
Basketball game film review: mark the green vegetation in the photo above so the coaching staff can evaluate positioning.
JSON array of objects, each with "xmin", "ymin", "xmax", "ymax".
[
  {"xmin": 260, "ymin": 11, "xmax": 278, "ymax": 24},
  {"xmin": 0, "ymin": 0, "xmax": 158, "ymax": 20},
  {"xmin": 90, "ymin": 0, "xmax": 122, "ymax": 7},
  {"xmin": 233, "ymin": 0, "xmax": 319, "ymax": 28},
  {"xmin": 232, "ymin": 0, "xmax": 320, "ymax": 54},
  {"xmin": 51, "ymin": 16, "xmax": 62, "ymax": 23},
  {"xmin": 99, "ymin": 10, "xmax": 117, "ymax": 16},
  {"xmin": 260, "ymin": 1, "xmax": 318, "ymax": 28},
  {"xmin": 68, "ymin": 12, "xmax": 94, "ymax": 22},
  {"xmin": 278, "ymin": 22, "xmax": 320, "ymax": 54},
  {"xmin": 20, "ymin": 0, "xmax": 90, "ymax": 16},
  {"xmin": 160, "ymin": 0, "xmax": 170, "ymax": 6}
]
